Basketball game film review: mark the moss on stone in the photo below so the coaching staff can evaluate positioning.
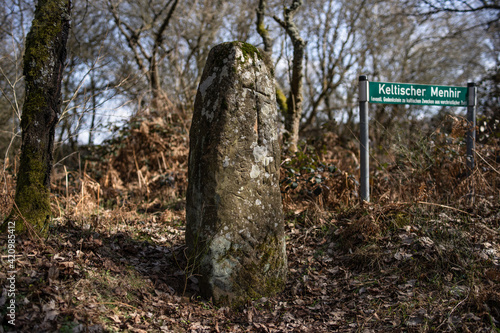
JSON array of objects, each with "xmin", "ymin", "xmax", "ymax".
[
  {"xmin": 208, "ymin": 42, "xmax": 269, "ymax": 79},
  {"xmin": 218, "ymin": 233, "xmax": 286, "ymax": 307},
  {"xmin": 187, "ymin": 41, "xmax": 284, "ymax": 308},
  {"xmin": 232, "ymin": 41, "xmax": 262, "ymax": 61}
]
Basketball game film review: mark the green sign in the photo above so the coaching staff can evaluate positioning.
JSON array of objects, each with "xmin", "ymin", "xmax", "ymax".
[{"xmin": 369, "ymin": 81, "xmax": 467, "ymax": 107}]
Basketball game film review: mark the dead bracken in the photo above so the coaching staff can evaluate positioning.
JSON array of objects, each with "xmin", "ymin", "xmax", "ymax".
[{"xmin": 1, "ymin": 103, "xmax": 499, "ymax": 332}]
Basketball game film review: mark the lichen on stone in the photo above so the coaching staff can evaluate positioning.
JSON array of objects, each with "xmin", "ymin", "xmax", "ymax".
[{"xmin": 186, "ymin": 41, "xmax": 286, "ymax": 306}]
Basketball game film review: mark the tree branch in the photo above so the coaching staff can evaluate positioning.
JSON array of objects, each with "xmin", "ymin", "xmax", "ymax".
[{"xmin": 256, "ymin": 0, "xmax": 273, "ymax": 53}]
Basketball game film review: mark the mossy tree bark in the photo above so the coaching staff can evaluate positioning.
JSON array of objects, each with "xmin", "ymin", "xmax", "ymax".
[
  {"xmin": 256, "ymin": 0, "xmax": 273, "ymax": 54},
  {"xmin": 256, "ymin": 0, "xmax": 289, "ymax": 127},
  {"xmin": 4, "ymin": 0, "xmax": 71, "ymax": 236},
  {"xmin": 273, "ymin": 0, "xmax": 305, "ymax": 153}
]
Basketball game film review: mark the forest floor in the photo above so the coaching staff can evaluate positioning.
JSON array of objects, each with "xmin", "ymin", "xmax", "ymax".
[
  {"xmin": 1, "ymin": 115, "xmax": 499, "ymax": 332},
  {"xmin": 1, "ymin": 200, "xmax": 499, "ymax": 332}
]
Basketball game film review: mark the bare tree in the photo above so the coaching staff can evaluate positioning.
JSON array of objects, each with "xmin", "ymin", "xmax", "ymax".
[
  {"xmin": 416, "ymin": 0, "xmax": 499, "ymax": 19},
  {"xmin": 166, "ymin": 0, "xmax": 229, "ymax": 110},
  {"xmin": 0, "ymin": 1, "xmax": 33, "ymax": 163},
  {"xmin": 56, "ymin": 0, "xmax": 120, "ymax": 149},
  {"xmin": 273, "ymin": 0, "xmax": 305, "ymax": 152},
  {"xmin": 2, "ymin": 0, "xmax": 495, "ymax": 169},
  {"xmin": 301, "ymin": 0, "xmax": 368, "ymax": 130},
  {"xmin": 108, "ymin": 0, "xmax": 179, "ymax": 113},
  {"xmin": 361, "ymin": 0, "xmax": 490, "ymax": 148}
]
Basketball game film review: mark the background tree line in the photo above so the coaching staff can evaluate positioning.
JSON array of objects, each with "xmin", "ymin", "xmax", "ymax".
[{"xmin": 1, "ymin": 0, "xmax": 498, "ymax": 164}]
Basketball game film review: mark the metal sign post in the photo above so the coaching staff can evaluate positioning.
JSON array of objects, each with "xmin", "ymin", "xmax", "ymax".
[
  {"xmin": 466, "ymin": 82, "xmax": 476, "ymax": 174},
  {"xmin": 357, "ymin": 76, "xmax": 476, "ymax": 202},
  {"xmin": 359, "ymin": 75, "xmax": 369, "ymax": 202}
]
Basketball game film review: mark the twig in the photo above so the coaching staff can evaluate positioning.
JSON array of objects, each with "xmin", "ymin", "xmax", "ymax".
[
  {"xmin": 475, "ymin": 150, "xmax": 500, "ymax": 176},
  {"xmin": 54, "ymin": 151, "xmax": 80, "ymax": 167},
  {"xmin": 413, "ymin": 201, "xmax": 471, "ymax": 215},
  {"xmin": 132, "ymin": 148, "xmax": 144, "ymax": 190},
  {"xmin": 435, "ymin": 289, "xmax": 470, "ymax": 331},
  {"xmin": 2, "ymin": 129, "xmax": 21, "ymax": 192},
  {"xmin": 64, "ymin": 165, "xmax": 69, "ymax": 211}
]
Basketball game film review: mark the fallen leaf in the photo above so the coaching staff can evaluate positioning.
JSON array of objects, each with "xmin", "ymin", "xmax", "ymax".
[
  {"xmin": 43, "ymin": 300, "xmax": 59, "ymax": 322},
  {"xmin": 48, "ymin": 265, "xmax": 60, "ymax": 281},
  {"xmin": 407, "ymin": 315, "xmax": 424, "ymax": 326},
  {"xmin": 108, "ymin": 314, "xmax": 121, "ymax": 323}
]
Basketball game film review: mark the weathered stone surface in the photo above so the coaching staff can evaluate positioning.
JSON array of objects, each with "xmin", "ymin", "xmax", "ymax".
[{"xmin": 186, "ymin": 42, "xmax": 286, "ymax": 305}]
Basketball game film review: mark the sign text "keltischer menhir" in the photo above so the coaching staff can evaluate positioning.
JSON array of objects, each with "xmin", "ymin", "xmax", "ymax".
[{"xmin": 368, "ymin": 81, "xmax": 468, "ymax": 106}]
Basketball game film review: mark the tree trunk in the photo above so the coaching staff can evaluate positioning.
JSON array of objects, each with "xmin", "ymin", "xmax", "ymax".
[
  {"xmin": 273, "ymin": 0, "xmax": 305, "ymax": 153},
  {"xmin": 88, "ymin": 73, "xmax": 97, "ymax": 146},
  {"xmin": 4, "ymin": 0, "xmax": 71, "ymax": 236},
  {"xmin": 256, "ymin": 0, "xmax": 273, "ymax": 54},
  {"xmin": 286, "ymin": 37, "xmax": 305, "ymax": 152}
]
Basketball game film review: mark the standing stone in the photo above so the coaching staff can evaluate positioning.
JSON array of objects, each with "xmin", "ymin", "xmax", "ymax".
[{"xmin": 186, "ymin": 42, "xmax": 286, "ymax": 306}]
